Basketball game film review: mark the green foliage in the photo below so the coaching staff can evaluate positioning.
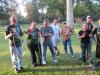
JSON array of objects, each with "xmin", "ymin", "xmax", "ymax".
[
  {"xmin": 37, "ymin": 0, "xmax": 66, "ymax": 19},
  {"xmin": 0, "ymin": 0, "xmax": 9, "ymax": 19},
  {"xmin": 74, "ymin": 4, "xmax": 90, "ymax": 17}
]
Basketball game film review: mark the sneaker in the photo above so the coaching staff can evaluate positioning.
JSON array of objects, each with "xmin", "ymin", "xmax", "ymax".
[
  {"xmin": 82, "ymin": 63, "xmax": 85, "ymax": 67},
  {"xmin": 66, "ymin": 54, "xmax": 68, "ymax": 57},
  {"xmin": 72, "ymin": 55, "xmax": 74, "ymax": 58},
  {"xmin": 53, "ymin": 59, "xmax": 58, "ymax": 64},
  {"xmin": 20, "ymin": 67, "xmax": 24, "ymax": 70},
  {"xmin": 14, "ymin": 68, "xmax": 21, "ymax": 73},
  {"xmin": 32, "ymin": 63, "xmax": 38, "ymax": 67},
  {"xmin": 88, "ymin": 62, "xmax": 93, "ymax": 67},
  {"xmin": 43, "ymin": 60, "xmax": 46, "ymax": 65}
]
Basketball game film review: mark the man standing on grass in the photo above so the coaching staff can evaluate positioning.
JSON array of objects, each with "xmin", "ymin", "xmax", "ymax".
[
  {"xmin": 5, "ymin": 15, "xmax": 24, "ymax": 73},
  {"xmin": 93, "ymin": 19, "xmax": 100, "ymax": 67},
  {"xmin": 50, "ymin": 19, "xmax": 61, "ymax": 55},
  {"xmin": 40, "ymin": 19, "xmax": 57, "ymax": 65},
  {"xmin": 86, "ymin": 16, "xmax": 94, "ymax": 55}
]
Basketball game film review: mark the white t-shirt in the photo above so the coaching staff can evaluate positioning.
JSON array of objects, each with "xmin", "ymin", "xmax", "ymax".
[{"xmin": 50, "ymin": 23, "xmax": 60, "ymax": 39}]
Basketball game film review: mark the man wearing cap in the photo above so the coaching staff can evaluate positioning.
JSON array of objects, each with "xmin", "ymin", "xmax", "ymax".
[{"xmin": 86, "ymin": 15, "xmax": 95, "ymax": 62}]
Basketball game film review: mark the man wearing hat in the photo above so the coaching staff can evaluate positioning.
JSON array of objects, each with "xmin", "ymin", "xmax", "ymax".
[{"xmin": 85, "ymin": 15, "xmax": 94, "ymax": 65}]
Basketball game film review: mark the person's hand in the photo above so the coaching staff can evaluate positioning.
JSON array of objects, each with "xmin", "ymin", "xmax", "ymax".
[
  {"xmin": 81, "ymin": 34, "xmax": 85, "ymax": 38},
  {"xmin": 97, "ymin": 32, "xmax": 100, "ymax": 35},
  {"xmin": 5, "ymin": 32, "xmax": 13, "ymax": 39},
  {"xmin": 89, "ymin": 33, "xmax": 92, "ymax": 37}
]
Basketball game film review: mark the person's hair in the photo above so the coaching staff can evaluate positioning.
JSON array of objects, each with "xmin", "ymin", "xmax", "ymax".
[
  {"xmin": 63, "ymin": 22, "xmax": 66, "ymax": 25},
  {"xmin": 9, "ymin": 15, "xmax": 17, "ymax": 24},
  {"xmin": 86, "ymin": 15, "xmax": 92, "ymax": 20},
  {"xmin": 43, "ymin": 19, "xmax": 48, "ymax": 22},
  {"xmin": 28, "ymin": 22, "xmax": 36, "ymax": 32}
]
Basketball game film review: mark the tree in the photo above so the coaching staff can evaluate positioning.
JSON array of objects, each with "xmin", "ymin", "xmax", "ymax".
[
  {"xmin": 0, "ymin": 0, "xmax": 9, "ymax": 19},
  {"xmin": 37, "ymin": 0, "xmax": 66, "ymax": 20},
  {"xmin": 26, "ymin": 0, "xmax": 39, "ymax": 22},
  {"xmin": 66, "ymin": 0, "xmax": 74, "ymax": 28},
  {"xmin": 8, "ymin": 0, "xmax": 18, "ymax": 16}
]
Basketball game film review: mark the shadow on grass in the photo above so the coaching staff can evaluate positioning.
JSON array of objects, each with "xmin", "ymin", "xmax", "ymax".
[
  {"xmin": 22, "ymin": 52, "xmax": 97, "ymax": 73},
  {"xmin": 23, "ymin": 66, "xmax": 94, "ymax": 73}
]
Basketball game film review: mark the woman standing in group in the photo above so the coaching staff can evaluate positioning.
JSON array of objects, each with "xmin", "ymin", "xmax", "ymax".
[
  {"xmin": 78, "ymin": 24, "xmax": 92, "ymax": 66},
  {"xmin": 61, "ymin": 23, "xmax": 74, "ymax": 58},
  {"xmin": 27, "ymin": 22, "xmax": 42, "ymax": 66}
]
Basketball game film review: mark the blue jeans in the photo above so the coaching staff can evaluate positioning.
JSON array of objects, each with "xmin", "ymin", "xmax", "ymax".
[
  {"xmin": 9, "ymin": 46, "xmax": 23, "ymax": 69},
  {"xmin": 80, "ymin": 38, "xmax": 92, "ymax": 59},
  {"xmin": 81, "ymin": 43, "xmax": 91, "ymax": 63},
  {"xmin": 63, "ymin": 38, "xmax": 73, "ymax": 56},
  {"xmin": 43, "ymin": 39, "xmax": 56, "ymax": 62}
]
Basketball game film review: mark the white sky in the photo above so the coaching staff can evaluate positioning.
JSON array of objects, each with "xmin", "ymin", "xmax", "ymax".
[{"xmin": 16, "ymin": 0, "xmax": 28, "ymax": 17}]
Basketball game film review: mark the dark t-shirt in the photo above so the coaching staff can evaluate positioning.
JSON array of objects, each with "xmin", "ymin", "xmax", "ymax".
[
  {"xmin": 27, "ymin": 28, "xmax": 40, "ymax": 44},
  {"xmin": 6, "ymin": 25, "xmax": 23, "ymax": 47},
  {"xmin": 79, "ymin": 29, "xmax": 91, "ymax": 43}
]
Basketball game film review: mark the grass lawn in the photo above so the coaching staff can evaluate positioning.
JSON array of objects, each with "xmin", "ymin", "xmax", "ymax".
[{"xmin": 0, "ymin": 24, "xmax": 100, "ymax": 75}]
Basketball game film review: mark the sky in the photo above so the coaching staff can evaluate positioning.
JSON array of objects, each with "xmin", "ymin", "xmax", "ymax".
[
  {"xmin": 16, "ymin": 0, "xmax": 47, "ymax": 17},
  {"xmin": 16, "ymin": 0, "xmax": 28, "ymax": 17}
]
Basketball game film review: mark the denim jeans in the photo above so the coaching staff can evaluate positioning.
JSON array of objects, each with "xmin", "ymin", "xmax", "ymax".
[
  {"xmin": 81, "ymin": 43, "xmax": 91, "ymax": 63},
  {"xmin": 80, "ymin": 38, "xmax": 92, "ymax": 59},
  {"xmin": 63, "ymin": 38, "xmax": 73, "ymax": 56},
  {"xmin": 9, "ymin": 45, "xmax": 23, "ymax": 69},
  {"xmin": 42, "ymin": 39, "xmax": 56, "ymax": 62}
]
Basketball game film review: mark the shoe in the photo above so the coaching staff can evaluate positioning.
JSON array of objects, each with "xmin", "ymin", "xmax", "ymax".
[
  {"xmin": 14, "ymin": 68, "xmax": 21, "ymax": 73},
  {"xmin": 20, "ymin": 67, "xmax": 24, "ymax": 70},
  {"xmin": 72, "ymin": 55, "xmax": 74, "ymax": 58},
  {"xmin": 32, "ymin": 63, "xmax": 38, "ymax": 67},
  {"xmin": 43, "ymin": 60, "xmax": 46, "ymax": 65},
  {"xmin": 66, "ymin": 54, "xmax": 68, "ymax": 57},
  {"xmin": 53, "ymin": 59, "xmax": 58, "ymax": 64},
  {"xmin": 89, "ymin": 63, "xmax": 93, "ymax": 67},
  {"xmin": 82, "ymin": 63, "xmax": 85, "ymax": 67}
]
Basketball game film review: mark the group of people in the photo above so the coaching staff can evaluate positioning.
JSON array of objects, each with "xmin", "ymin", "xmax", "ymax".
[{"xmin": 5, "ymin": 15, "xmax": 100, "ymax": 73}]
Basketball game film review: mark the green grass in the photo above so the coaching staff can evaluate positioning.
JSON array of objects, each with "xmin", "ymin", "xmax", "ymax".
[{"xmin": 0, "ymin": 25, "xmax": 99, "ymax": 75}]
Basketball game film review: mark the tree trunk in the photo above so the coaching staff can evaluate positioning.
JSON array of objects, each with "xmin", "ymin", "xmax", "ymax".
[{"xmin": 66, "ymin": 0, "xmax": 74, "ymax": 29}]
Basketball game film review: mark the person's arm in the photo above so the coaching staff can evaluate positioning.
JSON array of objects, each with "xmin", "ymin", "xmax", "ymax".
[
  {"xmin": 5, "ymin": 27, "xmax": 13, "ymax": 39},
  {"xmin": 5, "ymin": 31, "xmax": 13, "ymax": 39},
  {"xmin": 49, "ymin": 27, "xmax": 54, "ymax": 36},
  {"xmin": 18, "ymin": 26, "xmax": 23, "ymax": 36},
  {"xmin": 78, "ymin": 34, "xmax": 85, "ymax": 39},
  {"xmin": 78, "ymin": 30, "xmax": 85, "ymax": 39},
  {"xmin": 69, "ymin": 27, "xmax": 73, "ymax": 36},
  {"xmin": 25, "ymin": 30, "xmax": 31, "ymax": 39},
  {"xmin": 92, "ymin": 28, "xmax": 97, "ymax": 42},
  {"xmin": 45, "ymin": 26, "xmax": 54, "ymax": 37}
]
